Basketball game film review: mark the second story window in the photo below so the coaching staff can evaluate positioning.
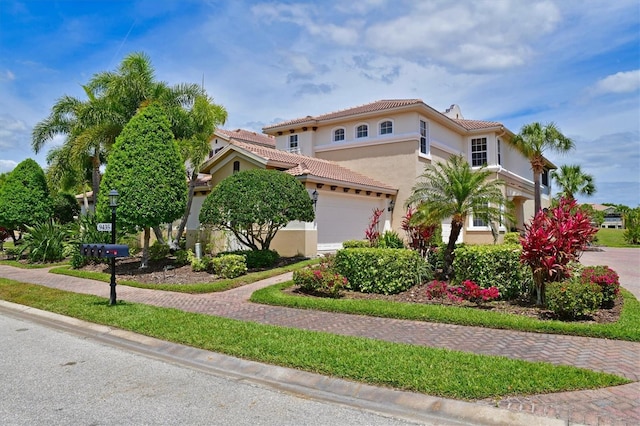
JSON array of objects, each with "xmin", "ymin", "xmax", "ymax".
[
  {"xmin": 356, "ymin": 124, "xmax": 368, "ymax": 138},
  {"xmin": 471, "ymin": 137, "xmax": 487, "ymax": 167},
  {"xmin": 233, "ymin": 161, "xmax": 240, "ymax": 173},
  {"xmin": 419, "ymin": 120, "xmax": 429, "ymax": 154},
  {"xmin": 379, "ymin": 120, "xmax": 392, "ymax": 135},
  {"xmin": 497, "ymin": 139, "xmax": 502, "ymax": 166},
  {"xmin": 334, "ymin": 128, "xmax": 345, "ymax": 142},
  {"xmin": 541, "ymin": 169, "xmax": 549, "ymax": 187},
  {"xmin": 289, "ymin": 134, "xmax": 299, "ymax": 152}
]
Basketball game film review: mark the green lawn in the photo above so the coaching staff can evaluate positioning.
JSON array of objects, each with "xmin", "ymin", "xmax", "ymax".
[
  {"xmin": 250, "ymin": 283, "xmax": 640, "ymax": 342},
  {"xmin": 594, "ymin": 228, "xmax": 638, "ymax": 248},
  {"xmin": 0, "ymin": 277, "xmax": 629, "ymax": 401}
]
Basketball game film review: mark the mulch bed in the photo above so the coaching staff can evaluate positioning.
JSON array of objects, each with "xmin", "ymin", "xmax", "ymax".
[
  {"xmin": 285, "ymin": 282, "xmax": 623, "ymax": 324},
  {"xmin": 79, "ymin": 255, "xmax": 307, "ymax": 285}
]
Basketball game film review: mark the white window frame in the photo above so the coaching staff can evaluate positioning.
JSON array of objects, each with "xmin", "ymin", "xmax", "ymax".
[
  {"xmin": 378, "ymin": 119, "xmax": 393, "ymax": 136},
  {"xmin": 333, "ymin": 127, "xmax": 345, "ymax": 142},
  {"xmin": 289, "ymin": 134, "xmax": 299, "ymax": 153},
  {"xmin": 419, "ymin": 119, "xmax": 429, "ymax": 155},
  {"xmin": 355, "ymin": 123, "xmax": 369, "ymax": 139},
  {"xmin": 471, "ymin": 137, "xmax": 487, "ymax": 167},
  {"xmin": 469, "ymin": 202, "xmax": 490, "ymax": 230}
]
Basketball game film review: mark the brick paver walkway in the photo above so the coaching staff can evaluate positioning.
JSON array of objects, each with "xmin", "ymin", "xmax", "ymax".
[{"xmin": 1, "ymin": 247, "xmax": 638, "ymax": 425}]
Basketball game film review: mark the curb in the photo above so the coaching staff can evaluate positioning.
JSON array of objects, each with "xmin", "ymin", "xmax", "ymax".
[{"xmin": 0, "ymin": 300, "xmax": 570, "ymax": 426}]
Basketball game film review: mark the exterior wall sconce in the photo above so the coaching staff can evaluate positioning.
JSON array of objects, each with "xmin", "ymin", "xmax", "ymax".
[
  {"xmin": 311, "ymin": 189, "xmax": 319, "ymax": 207},
  {"xmin": 388, "ymin": 198, "xmax": 395, "ymax": 212}
]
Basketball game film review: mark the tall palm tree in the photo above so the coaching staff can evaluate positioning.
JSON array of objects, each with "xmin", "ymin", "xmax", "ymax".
[
  {"xmin": 405, "ymin": 155, "xmax": 508, "ymax": 278},
  {"xmin": 551, "ymin": 164, "xmax": 596, "ymax": 200},
  {"xmin": 511, "ymin": 122, "xmax": 574, "ymax": 214},
  {"xmin": 173, "ymin": 94, "xmax": 228, "ymax": 247},
  {"xmin": 33, "ymin": 52, "xmax": 203, "ymax": 206}
]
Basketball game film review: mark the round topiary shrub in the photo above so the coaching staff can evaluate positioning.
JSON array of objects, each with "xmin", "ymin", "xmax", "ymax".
[{"xmin": 545, "ymin": 281, "xmax": 603, "ymax": 320}]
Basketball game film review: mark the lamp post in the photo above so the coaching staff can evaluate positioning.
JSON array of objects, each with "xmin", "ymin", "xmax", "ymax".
[{"xmin": 108, "ymin": 189, "xmax": 119, "ymax": 306}]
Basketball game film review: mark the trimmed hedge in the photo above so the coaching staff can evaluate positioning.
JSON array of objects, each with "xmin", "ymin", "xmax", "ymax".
[
  {"xmin": 211, "ymin": 254, "xmax": 247, "ymax": 279},
  {"xmin": 342, "ymin": 240, "xmax": 370, "ymax": 248},
  {"xmin": 218, "ymin": 249, "xmax": 280, "ymax": 269},
  {"xmin": 452, "ymin": 244, "xmax": 532, "ymax": 300},
  {"xmin": 334, "ymin": 248, "xmax": 431, "ymax": 295}
]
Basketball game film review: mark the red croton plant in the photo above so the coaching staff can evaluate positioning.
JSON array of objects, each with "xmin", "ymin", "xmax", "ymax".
[
  {"xmin": 401, "ymin": 207, "xmax": 438, "ymax": 258},
  {"xmin": 520, "ymin": 198, "xmax": 597, "ymax": 305}
]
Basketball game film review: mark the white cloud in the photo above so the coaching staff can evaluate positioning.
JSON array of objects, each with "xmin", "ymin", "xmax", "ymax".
[
  {"xmin": 590, "ymin": 70, "xmax": 640, "ymax": 96},
  {"xmin": 0, "ymin": 114, "xmax": 29, "ymax": 149},
  {"xmin": 0, "ymin": 160, "xmax": 18, "ymax": 173},
  {"xmin": 364, "ymin": 0, "xmax": 561, "ymax": 72}
]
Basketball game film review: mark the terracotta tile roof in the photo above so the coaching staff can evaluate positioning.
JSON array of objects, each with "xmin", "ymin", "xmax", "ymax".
[
  {"xmin": 452, "ymin": 119, "xmax": 503, "ymax": 130},
  {"xmin": 263, "ymin": 99, "xmax": 423, "ymax": 130},
  {"xmin": 231, "ymin": 141, "xmax": 396, "ymax": 191},
  {"xmin": 217, "ymin": 128, "xmax": 275, "ymax": 147}
]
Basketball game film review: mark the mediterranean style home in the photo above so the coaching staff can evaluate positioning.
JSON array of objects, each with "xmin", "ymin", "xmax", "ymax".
[{"xmin": 185, "ymin": 99, "xmax": 555, "ymax": 257}]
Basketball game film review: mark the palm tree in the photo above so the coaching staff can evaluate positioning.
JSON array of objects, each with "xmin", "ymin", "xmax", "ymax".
[
  {"xmin": 551, "ymin": 164, "xmax": 596, "ymax": 200},
  {"xmin": 405, "ymin": 154, "xmax": 508, "ymax": 278},
  {"xmin": 32, "ymin": 89, "xmax": 118, "ymax": 202},
  {"xmin": 173, "ymin": 94, "xmax": 228, "ymax": 247},
  {"xmin": 33, "ymin": 52, "xmax": 203, "ymax": 207},
  {"xmin": 511, "ymin": 122, "xmax": 574, "ymax": 214}
]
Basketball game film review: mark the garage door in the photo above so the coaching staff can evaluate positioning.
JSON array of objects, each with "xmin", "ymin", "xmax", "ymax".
[{"xmin": 316, "ymin": 192, "xmax": 386, "ymax": 251}]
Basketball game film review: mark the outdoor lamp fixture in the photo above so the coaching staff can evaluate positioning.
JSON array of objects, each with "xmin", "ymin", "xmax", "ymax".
[
  {"xmin": 311, "ymin": 189, "xmax": 319, "ymax": 207},
  {"xmin": 388, "ymin": 198, "xmax": 395, "ymax": 212},
  {"xmin": 108, "ymin": 189, "xmax": 119, "ymax": 306}
]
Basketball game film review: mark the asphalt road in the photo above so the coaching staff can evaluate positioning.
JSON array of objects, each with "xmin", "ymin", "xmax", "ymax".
[{"xmin": 0, "ymin": 313, "xmax": 424, "ymax": 426}]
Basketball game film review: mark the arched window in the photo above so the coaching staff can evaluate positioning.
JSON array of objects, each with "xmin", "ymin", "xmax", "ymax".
[
  {"xmin": 233, "ymin": 161, "xmax": 240, "ymax": 173},
  {"xmin": 334, "ymin": 128, "xmax": 345, "ymax": 142},
  {"xmin": 356, "ymin": 124, "xmax": 368, "ymax": 138},
  {"xmin": 379, "ymin": 120, "xmax": 392, "ymax": 135}
]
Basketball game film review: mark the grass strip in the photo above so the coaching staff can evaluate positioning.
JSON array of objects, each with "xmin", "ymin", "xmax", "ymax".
[
  {"xmin": 0, "ymin": 260, "xmax": 68, "ymax": 269},
  {"xmin": 48, "ymin": 258, "xmax": 319, "ymax": 293},
  {"xmin": 250, "ymin": 283, "xmax": 640, "ymax": 342},
  {"xmin": 0, "ymin": 278, "xmax": 628, "ymax": 401}
]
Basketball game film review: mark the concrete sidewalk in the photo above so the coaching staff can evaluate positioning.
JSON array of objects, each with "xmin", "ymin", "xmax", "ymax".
[{"xmin": 1, "ymin": 247, "xmax": 638, "ymax": 425}]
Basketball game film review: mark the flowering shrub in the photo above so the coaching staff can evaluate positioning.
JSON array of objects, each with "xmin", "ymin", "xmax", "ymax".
[
  {"xmin": 425, "ymin": 280, "xmax": 500, "ymax": 306},
  {"xmin": 293, "ymin": 266, "xmax": 347, "ymax": 298},
  {"xmin": 425, "ymin": 280, "xmax": 449, "ymax": 300},
  {"xmin": 580, "ymin": 266, "xmax": 620, "ymax": 307},
  {"xmin": 546, "ymin": 281, "xmax": 603, "ymax": 319},
  {"xmin": 520, "ymin": 197, "xmax": 597, "ymax": 305},
  {"xmin": 450, "ymin": 280, "xmax": 500, "ymax": 306}
]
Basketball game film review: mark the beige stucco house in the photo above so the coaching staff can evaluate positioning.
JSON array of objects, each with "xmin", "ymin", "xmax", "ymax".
[{"xmin": 187, "ymin": 100, "xmax": 554, "ymax": 256}]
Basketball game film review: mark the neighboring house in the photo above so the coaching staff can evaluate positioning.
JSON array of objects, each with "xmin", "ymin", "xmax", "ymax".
[
  {"xmin": 192, "ymin": 99, "xmax": 555, "ymax": 256},
  {"xmin": 589, "ymin": 204, "xmax": 624, "ymax": 229}
]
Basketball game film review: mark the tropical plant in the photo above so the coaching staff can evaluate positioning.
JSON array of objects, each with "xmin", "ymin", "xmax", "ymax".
[
  {"xmin": 511, "ymin": 122, "xmax": 574, "ymax": 213},
  {"xmin": 0, "ymin": 159, "xmax": 52, "ymax": 233},
  {"xmin": 18, "ymin": 220, "xmax": 73, "ymax": 263},
  {"xmin": 623, "ymin": 207, "xmax": 640, "ymax": 245},
  {"xmin": 96, "ymin": 103, "xmax": 187, "ymax": 268},
  {"xmin": 404, "ymin": 154, "xmax": 508, "ymax": 278},
  {"xmin": 401, "ymin": 207, "xmax": 439, "ymax": 257},
  {"xmin": 520, "ymin": 198, "xmax": 597, "ymax": 305},
  {"xmin": 173, "ymin": 94, "xmax": 228, "ymax": 247},
  {"xmin": 551, "ymin": 164, "xmax": 596, "ymax": 200},
  {"xmin": 199, "ymin": 169, "xmax": 314, "ymax": 251},
  {"xmin": 579, "ymin": 266, "xmax": 620, "ymax": 308},
  {"xmin": 364, "ymin": 208, "xmax": 383, "ymax": 246},
  {"xmin": 377, "ymin": 230, "xmax": 405, "ymax": 249}
]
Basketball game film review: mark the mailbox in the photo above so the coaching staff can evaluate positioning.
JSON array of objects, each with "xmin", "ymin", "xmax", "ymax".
[{"xmin": 80, "ymin": 244, "xmax": 129, "ymax": 258}]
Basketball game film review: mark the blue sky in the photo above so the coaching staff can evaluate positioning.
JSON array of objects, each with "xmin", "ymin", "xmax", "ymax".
[{"xmin": 1, "ymin": 0, "xmax": 639, "ymax": 207}]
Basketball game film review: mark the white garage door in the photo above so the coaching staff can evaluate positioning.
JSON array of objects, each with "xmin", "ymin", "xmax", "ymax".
[{"xmin": 316, "ymin": 192, "xmax": 386, "ymax": 251}]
